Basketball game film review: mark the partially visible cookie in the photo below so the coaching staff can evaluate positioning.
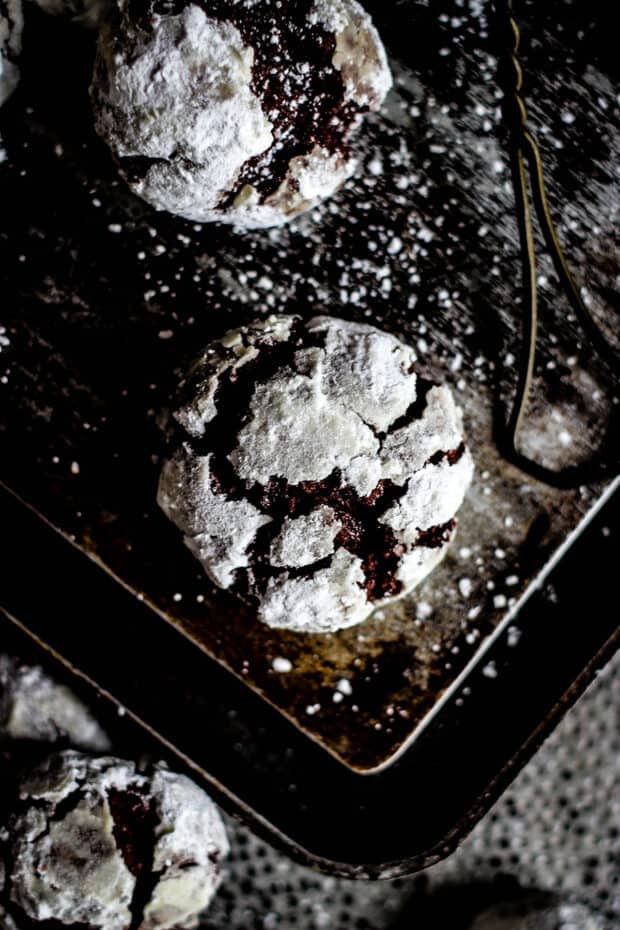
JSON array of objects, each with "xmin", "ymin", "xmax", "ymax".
[
  {"xmin": 31, "ymin": 0, "xmax": 110, "ymax": 28},
  {"xmin": 0, "ymin": 655, "xmax": 111, "ymax": 752},
  {"xmin": 158, "ymin": 314, "xmax": 474, "ymax": 634},
  {"xmin": 91, "ymin": 0, "xmax": 392, "ymax": 227},
  {"xmin": 0, "ymin": 0, "xmax": 22, "ymax": 106},
  {"xmin": 1, "ymin": 750, "xmax": 229, "ymax": 930}
]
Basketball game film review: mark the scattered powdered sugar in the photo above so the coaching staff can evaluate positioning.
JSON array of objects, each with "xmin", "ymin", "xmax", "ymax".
[{"xmin": 271, "ymin": 656, "xmax": 293, "ymax": 673}]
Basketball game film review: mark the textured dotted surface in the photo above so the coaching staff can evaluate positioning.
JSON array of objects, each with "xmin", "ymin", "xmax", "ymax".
[{"xmin": 206, "ymin": 640, "xmax": 619, "ymax": 929}]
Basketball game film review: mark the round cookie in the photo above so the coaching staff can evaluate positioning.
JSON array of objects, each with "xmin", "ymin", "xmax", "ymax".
[
  {"xmin": 91, "ymin": 0, "xmax": 392, "ymax": 228},
  {"xmin": 0, "ymin": 0, "xmax": 22, "ymax": 106},
  {"xmin": 1, "ymin": 750, "xmax": 229, "ymax": 930},
  {"xmin": 158, "ymin": 315, "xmax": 474, "ymax": 634}
]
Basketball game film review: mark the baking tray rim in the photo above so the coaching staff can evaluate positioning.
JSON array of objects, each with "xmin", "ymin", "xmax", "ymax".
[{"xmin": 0, "ymin": 472, "xmax": 618, "ymax": 775}]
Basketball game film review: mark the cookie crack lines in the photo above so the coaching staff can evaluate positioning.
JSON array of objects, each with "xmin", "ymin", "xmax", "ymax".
[
  {"xmin": 158, "ymin": 315, "xmax": 474, "ymax": 634},
  {"xmin": 0, "ymin": 752, "xmax": 229, "ymax": 930},
  {"xmin": 91, "ymin": 0, "xmax": 392, "ymax": 228},
  {"xmin": 204, "ymin": 0, "xmax": 362, "ymax": 204},
  {"xmin": 107, "ymin": 786, "xmax": 161, "ymax": 930},
  {"xmin": 0, "ymin": 790, "xmax": 94, "ymax": 930}
]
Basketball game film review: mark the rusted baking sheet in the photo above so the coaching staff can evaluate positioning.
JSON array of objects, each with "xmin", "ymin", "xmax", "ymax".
[{"xmin": 0, "ymin": 2, "xmax": 618, "ymax": 770}]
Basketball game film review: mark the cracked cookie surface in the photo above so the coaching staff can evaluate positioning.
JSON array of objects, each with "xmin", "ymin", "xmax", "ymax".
[
  {"xmin": 0, "ymin": 750, "xmax": 229, "ymax": 930},
  {"xmin": 158, "ymin": 314, "xmax": 474, "ymax": 634},
  {"xmin": 91, "ymin": 0, "xmax": 391, "ymax": 228}
]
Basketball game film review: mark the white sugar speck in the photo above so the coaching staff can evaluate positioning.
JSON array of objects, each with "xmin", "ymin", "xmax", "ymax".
[
  {"xmin": 416, "ymin": 601, "xmax": 433, "ymax": 620},
  {"xmin": 458, "ymin": 577, "xmax": 473, "ymax": 598},
  {"xmin": 482, "ymin": 661, "xmax": 498, "ymax": 679},
  {"xmin": 272, "ymin": 657, "xmax": 293, "ymax": 673}
]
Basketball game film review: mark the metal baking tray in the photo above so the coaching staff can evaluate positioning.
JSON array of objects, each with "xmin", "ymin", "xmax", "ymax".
[{"xmin": 1, "ymin": 0, "xmax": 618, "ymax": 872}]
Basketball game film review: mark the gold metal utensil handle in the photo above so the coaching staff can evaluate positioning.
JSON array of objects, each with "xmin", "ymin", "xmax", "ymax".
[{"xmin": 498, "ymin": 1, "xmax": 619, "ymax": 487}]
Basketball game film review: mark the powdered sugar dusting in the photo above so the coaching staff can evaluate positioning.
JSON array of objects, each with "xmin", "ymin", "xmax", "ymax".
[
  {"xmin": 309, "ymin": 0, "xmax": 393, "ymax": 107},
  {"xmin": 2, "ymin": 751, "xmax": 228, "ymax": 930},
  {"xmin": 232, "ymin": 367, "xmax": 379, "ymax": 486},
  {"xmin": 0, "ymin": 655, "xmax": 111, "ymax": 751},
  {"xmin": 382, "ymin": 453, "xmax": 474, "ymax": 542},
  {"xmin": 270, "ymin": 506, "xmax": 342, "ymax": 569},
  {"xmin": 228, "ymin": 145, "xmax": 356, "ymax": 229},
  {"xmin": 308, "ymin": 315, "xmax": 418, "ymax": 432},
  {"xmin": 159, "ymin": 315, "xmax": 473, "ymax": 633},
  {"xmin": 260, "ymin": 548, "xmax": 368, "ymax": 633},
  {"xmin": 144, "ymin": 767, "xmax": 229, "ymax": 929},
  {"xmin": 93, "ymin": 6, "xmax": 273, "ymax": 219},
  {"xmin": 92, "ymin": 0, "xmax": 391, "ymax": 227},
  {"xmin": 158, "ymin": 445, "xmax": 271, "ymax": 588}
]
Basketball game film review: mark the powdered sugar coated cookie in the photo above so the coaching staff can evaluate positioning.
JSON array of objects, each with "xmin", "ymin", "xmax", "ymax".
[
  {"xmin": 91, "ymin": 0, "xmax": 391, "ymax": 227},
  {"xmin": 158, "ymin": 315, "xmax": 474, "ymax": 633}
]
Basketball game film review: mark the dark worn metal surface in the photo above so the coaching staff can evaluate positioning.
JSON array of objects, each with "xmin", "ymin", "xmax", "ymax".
[
  {"xmin": 1, "ymin": 482, "xmax": 618, "ymax": 875},
  {"xmin": 0, "ymin": 0, "xmax": 618, "ymax": 771}
]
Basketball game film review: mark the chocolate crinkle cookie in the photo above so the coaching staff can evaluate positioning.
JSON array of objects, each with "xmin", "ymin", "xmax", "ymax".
[
  {"xmin": 0, "ymin": 0, "xmax": 22, "ymax": 106},
  {"xmin": 0, "ymin": 750, "xmax": 229, "ymax": 930},
  {"xmin": 0, "ymin": 655, "xmax": 111, "ymax": 752},
  {"xmin": 158, "ymin": 315, "xmax": 474, "ymax": 634},
  {"xmin": 90, "ymin": 0, "xmax": 392, "ymax": 228}
]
